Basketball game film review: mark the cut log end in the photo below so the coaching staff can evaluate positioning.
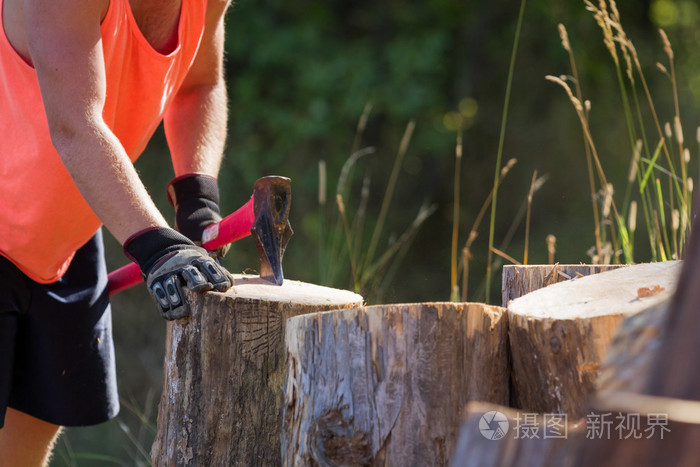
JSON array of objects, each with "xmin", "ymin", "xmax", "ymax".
[{"xmin": 227, "ymin": 274, "xmax": 364, "ymax": 306}]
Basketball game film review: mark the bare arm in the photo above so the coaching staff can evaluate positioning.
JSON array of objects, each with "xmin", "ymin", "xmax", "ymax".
[
  {"xmin": 164, "ymin": 0, "xmax": 231, "ymax": 177},
  {"xmin": 25, "ymin": 0, "xmax": 168, "ymax": 244}
]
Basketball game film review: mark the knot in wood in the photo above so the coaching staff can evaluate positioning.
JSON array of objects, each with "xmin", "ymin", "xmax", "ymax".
[{"xmin": 550, "ymin": 335, "xmax": 562, "ymax": 354}]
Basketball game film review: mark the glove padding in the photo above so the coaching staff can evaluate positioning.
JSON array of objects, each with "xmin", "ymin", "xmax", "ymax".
[
  {"xmin": 124, "ymin": 227, "xmax": 234, "ymax": 320},
  {"xmin": 167, "ymin": 173, "xmax": 230, "ymax": 259}
]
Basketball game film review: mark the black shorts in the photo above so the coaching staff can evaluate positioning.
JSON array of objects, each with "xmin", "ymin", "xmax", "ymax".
[{"xmin": 0, "ymin": 230, "xmax": 119, "ymax": 428}]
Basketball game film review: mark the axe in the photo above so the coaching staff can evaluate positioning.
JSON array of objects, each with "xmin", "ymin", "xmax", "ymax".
[{"xmin": 108, "ymin": 176, "xmax": 293, "ymax": 296}]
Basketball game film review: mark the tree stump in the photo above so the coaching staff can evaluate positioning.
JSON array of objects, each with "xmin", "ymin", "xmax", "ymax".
[
  {"xmin": 501, "ymin": 264, "xmax": 626, "ymax": 307},
  {"xmin": 450, "ymin": 402, "xmax": 578, "ymax": 467},
  {"xmin": 508, "ymin": 262, "xmax": 681, "ymax": 418},
  {"xmin": 596, "ymin": 297, "xmax": 670, "ymax": 396},
  {"xmin": 577, "ymin": 393, "xmax": 700, "ymax": 467},
  {"xmin": 645, "ymin": 221, "xmax": 700, "ymax": 400},
  {"xmin": 451, "ymin": 398, "xmax": 700, "ymax": 467},
  {"xmin": 150, "ymin": 275, "xmax": 363, "ymax": 467},
  {"xmin": 282, "ymin": 302, "xmax": 509, "ymax": 466}
]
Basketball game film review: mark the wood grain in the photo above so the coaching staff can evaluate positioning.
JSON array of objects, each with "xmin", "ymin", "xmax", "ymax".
[
  {"xmin": 151, "ymin": 275, "xmax": 363, "ymax": 467},
  {"xmin": 507, "ymin": 262, "xmax": 681, "ymax": 418},
  {"xmin": 282, "ymin": 302, "xmax": 509, "ymax": 466}
]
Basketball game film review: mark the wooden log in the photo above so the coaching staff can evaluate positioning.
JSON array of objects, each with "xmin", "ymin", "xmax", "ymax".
[
  {"xmin": 508, "ymin": 262, "xmax": 681, "ymax": 418},
  {"xmin": 451, "ymin": 397, "xmax": 700, "ymax": 467},
  {"xmin": 596, "ymin": 297, "xmax": 670, "ymax": 396},
  {"xmin": 577, "ymin": 218, "xmax": 700, "ymax": 465},
  {"xmin": 645, "ymin": 217, "xmax": 700, "ymax": 400},
  {"xmin": 501, "ymin": 264, "xmax": 626, "ymax": 307},
  {"xmin": 151, "ymin": 275, "xmax": 363, "ymax": 467},
  {"xmin": 282, "ymin": 302, "xmax": 509, "ymax": 467},
  {"xmin": 449, "ymin": 402, "xmax": 578, "ymax": 467},
  {"xmin": 576, "ymin": 392, "xmax": 700, "ymax": 467}
]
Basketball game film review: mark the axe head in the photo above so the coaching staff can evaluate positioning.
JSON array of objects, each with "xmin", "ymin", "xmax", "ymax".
[{"xmin": 250, "ymin": 176, "xmax": 293, "ymax": 285}]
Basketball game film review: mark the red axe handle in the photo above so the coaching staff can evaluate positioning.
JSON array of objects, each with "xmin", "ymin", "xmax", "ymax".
[{"xmin": 107, "ymin": 195, "xmax": 255, "ymax": 297}]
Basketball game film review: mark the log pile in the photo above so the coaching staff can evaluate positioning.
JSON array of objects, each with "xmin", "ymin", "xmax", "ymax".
[
  {"xmin": 150, "ymin": 250, "xmax": 696, "ymax": 466},
  {"xmin": 452, "ymin": 250, "xmax": 700, "ymax": 467}
]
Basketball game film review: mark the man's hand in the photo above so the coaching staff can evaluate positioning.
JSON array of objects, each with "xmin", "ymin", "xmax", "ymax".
[{"xmin": 124, "ymin": 227, "xmax": 233, "ymax": 320}]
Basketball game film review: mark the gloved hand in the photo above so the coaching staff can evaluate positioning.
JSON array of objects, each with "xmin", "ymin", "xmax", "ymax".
[
  {"xmin": 124, "ymin": 227, "xmax": 234, "ymax": 320},
  {"xmin": 167, "ymin": 173, "xmax": 230, "ymax": 258}
]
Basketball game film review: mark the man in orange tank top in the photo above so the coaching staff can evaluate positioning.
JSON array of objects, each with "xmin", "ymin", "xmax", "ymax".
[{"xmin": 0, "ymin": 0, "xmax": 235, "ymax": 463}]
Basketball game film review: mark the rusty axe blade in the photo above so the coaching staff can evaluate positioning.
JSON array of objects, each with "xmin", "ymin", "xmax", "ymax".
[{"xmin": 251, "ymin": 176, "xmax": 293, "ymax": 285}]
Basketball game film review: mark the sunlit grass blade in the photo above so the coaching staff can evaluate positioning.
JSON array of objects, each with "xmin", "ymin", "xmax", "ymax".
[
  {"xmin": 360, "ymin": 203, "xmax": 436, "ymax": 290},
  {"xmin": 364, "ymin": 120, "xmax": 415, "ymax": 276},
  {"xmin": 117, "ymin": 420, "xmax": 152, "ymax": 465},
  {"xmin": 486, "ymin": 0, "xmax": 527, "ymax": 303},
  {"xmin": 451, "ymin": 132, "xmax": 463, "ymax": 301},
  {"xmin": 639, "ymin": 139, "xmax": 665, "ymax": 193}
]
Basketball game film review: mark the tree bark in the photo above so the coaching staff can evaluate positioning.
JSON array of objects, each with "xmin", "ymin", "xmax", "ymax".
[
  {"xmin": 450, "ymin": 398, "xmax": 700, "ymax": 467},
  {"xmin": 151, "ymin": 275, "xmax": 363, "ymax": 467},
  {"xmin": 282, "ymin": 302, "xmax": 509, "ymax": 467},
  {"xmin": 645, "ymin": 214, "xmax": 700, "ymax": 400},
  {"xmin": 450, "ymin": 402, "xmax": 576, "ymax": 467},
  {"xmin": 577, "ymin": 393, "xmax": 700, "ymax": 467},
  {"xmin": 501, "ymin": 264, "xmax": 625, "ymax": 307},
  {"xmin": 508, "ymin": 262, "xmax": 681, "ymax": 418},
  {"xmin": 596, "ymin": 298, "xmax": 670, "ymax": 397}
]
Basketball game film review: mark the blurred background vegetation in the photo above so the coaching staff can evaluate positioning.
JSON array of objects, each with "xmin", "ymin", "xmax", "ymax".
[{"xmin": 52, "ymin": 0, "xmax": 700, "ymax": 464}]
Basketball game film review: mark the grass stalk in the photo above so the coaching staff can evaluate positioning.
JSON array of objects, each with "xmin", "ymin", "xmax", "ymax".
[
  {"xmin": 318, "ymin": 160, "xmax": 326, "ymax": 283},
  {"xmin": 546, "ymin": 234, "xmax": 556, "ymax": 264},
  {"xmin": 359, "ymin": 203, "xmax": 436, "ymax": 288},
  {"xmin": 490, "ymin": 247, "xmax": 521, "ymax": 266},
  {"xmin": 326, "ymin": 146, "xmax": 375, "ymax": 284},
  {"xmin": 655, "ymin": 178, "xmax": 672, "ymax": 258},
  {"xmin": 524, "ymin": 170, "xmax": 537, "ymax": 264},
  {"xmin": 486, "ymin": 0, "xmax": 527, "ymax": 303},
  {"xmin": 559, "ymin": 24, "xmax": 602, "ymax": 258},
  {"xmin": 457, "ymin": 158, "xmax": 517, "ymax": 301},
  {"xmin": 364, "ymin": 120, "xmax": 415, "ymax": 275},
  {"xmin": 451, "ymin": 132, "xmax": 463, "ymax": 301},
  {"xmin": 336, "ymin": 194, "xmax": 358, "ymax": 289},
  {"xmin": 117, "ymin": 420, "xmax": 152, "ymax": 465},
  {"xmin": 460, "ymin": 234, "xmax": 476, "ymax": 302},
  {"xmin": 628, "ymin": 200, "xmax": 637, "ymax": 260},
  {"xmin": 351, "ymin": 174, "xmax": 371, "ymax": 266},
  {"xmin": 660, "ymin": 29, "xmax": 689, "ymax": 211}
]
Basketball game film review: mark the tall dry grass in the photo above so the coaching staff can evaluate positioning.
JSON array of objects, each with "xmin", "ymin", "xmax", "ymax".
[{"xmin": 548, "ymin": 0, "xmax": 696, "ymax": 264}]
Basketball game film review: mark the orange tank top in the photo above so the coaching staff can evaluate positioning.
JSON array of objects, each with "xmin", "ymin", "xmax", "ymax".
[{"xmin": 0, "ymin": 0, "xmax": 207, "ymax": 283}]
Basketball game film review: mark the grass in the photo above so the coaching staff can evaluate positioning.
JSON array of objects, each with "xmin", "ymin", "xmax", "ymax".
[
  {"xmin": 52, "ymin": 393, "xmax": 156, "ymax": 467},
  {"xmin": 320, "ymin": 110, "xmax": 437, "ymax": 303},
  {"xmin": 485, "ymin": 0, "xmax": 528, "ymax": 303},
  {"xmin": 547, "ymin": 0, "xmax": 695, "ymax": 265},
  {"xmin": 451, "ymin": 0, "xmax": 697, "ymax": 305}
]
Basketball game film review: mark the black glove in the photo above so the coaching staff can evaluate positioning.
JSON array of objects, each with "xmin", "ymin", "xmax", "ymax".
[
  {"xmin": 124, "ymin": 227, "xmax": 234, "ymax": 320},
  {"xmin": 167, "ymin": 173, "xmax": 230, "ymax": 258}
]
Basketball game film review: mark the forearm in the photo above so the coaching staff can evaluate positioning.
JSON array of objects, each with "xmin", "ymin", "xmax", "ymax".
[
  {"xmin": 164, "ymin": 80, "xmax": 228, "ymax": 177},
  {"xmin": 52, "ymin": 122, "xmax": 168, "ymax": 244}
]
